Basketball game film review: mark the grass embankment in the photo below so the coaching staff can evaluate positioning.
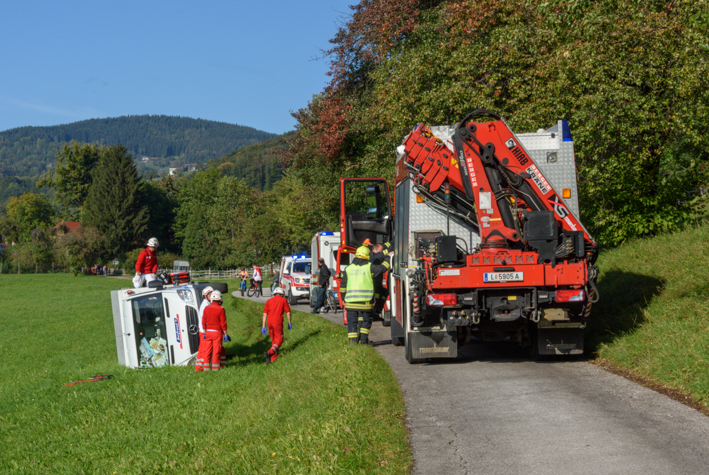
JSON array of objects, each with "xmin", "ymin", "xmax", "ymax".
[
  {"xmin": 587, "ymin": 223, "xmax": 709, "ymax": 413},
  {"xmin": 0, "ymin": 274, "xmax": 410, "ymax": 474}
]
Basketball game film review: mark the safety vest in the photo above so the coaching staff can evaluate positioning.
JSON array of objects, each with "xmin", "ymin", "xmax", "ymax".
[{"xmin": 344, "ymin": 263, "xmax": 374, "ymax": 303}]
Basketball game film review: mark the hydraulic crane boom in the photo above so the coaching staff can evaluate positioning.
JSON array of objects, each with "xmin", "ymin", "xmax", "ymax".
[{"xmin": 400, "ymin": 109, "xmax": 596, "ymax": 266}]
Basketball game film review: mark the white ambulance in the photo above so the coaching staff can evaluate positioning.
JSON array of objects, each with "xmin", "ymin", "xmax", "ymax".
[
  {"xmin": 279, "ymin": 255, "xmax": 312, "ymax": 305},
  {"xmin": 309, "ymin": 231, "xmax": 341, "ymax": 307}
]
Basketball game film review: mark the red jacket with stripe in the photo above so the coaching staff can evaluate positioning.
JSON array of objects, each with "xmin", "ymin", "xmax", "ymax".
[{"xmin": 202, "ymin": 303, "xmax": 227, "ymax": 333}]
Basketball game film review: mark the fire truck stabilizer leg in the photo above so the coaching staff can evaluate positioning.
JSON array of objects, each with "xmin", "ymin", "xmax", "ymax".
[{"xmin": 536, "ymin": 324, "xmax": 585, "ymax": 356}]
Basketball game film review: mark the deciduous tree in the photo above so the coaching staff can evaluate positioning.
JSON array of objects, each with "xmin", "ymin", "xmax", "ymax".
[
  {"xmin": 5, "ymin": 193, "xmax": 56, "ymax": 243},
  {"xmin": 36, "ymin": 141, "xmax": 104, "ymax": 219}
]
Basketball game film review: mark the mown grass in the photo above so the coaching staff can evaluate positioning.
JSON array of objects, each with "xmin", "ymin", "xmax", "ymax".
[
  {"xmin": 586, "ymin": 223, "xmax": 709, "ymax": 408},
  {"xmin": 0, "ymin": 274, "xmax": 410, "ymax": 474}
]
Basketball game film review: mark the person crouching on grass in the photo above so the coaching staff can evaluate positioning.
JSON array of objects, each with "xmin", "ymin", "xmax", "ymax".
[
  {"xmin": 262, "ymin": 287, "xmax": 292, "ymax": 364},
  {"xmin": 200, "ymin": 290, "xmax": 230, "ymax": 372}
]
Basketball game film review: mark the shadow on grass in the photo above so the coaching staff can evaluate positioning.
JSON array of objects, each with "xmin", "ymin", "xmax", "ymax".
[
  {"xmin": 585, "ymin": 270, "xmax": 664, "ymax": 354},
  {"xmin": 223, "ymin": 329, "xmax": 324, "ymax": 367}
]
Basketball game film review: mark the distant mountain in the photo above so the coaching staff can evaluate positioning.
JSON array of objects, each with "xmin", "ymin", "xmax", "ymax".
[
  {"xmin": 208, "ymin": 131, "xmax": 294, "ymax": 191},
  {"xmin": 0, "ymin": 115, "xmax": 276, "ymax": 178}
]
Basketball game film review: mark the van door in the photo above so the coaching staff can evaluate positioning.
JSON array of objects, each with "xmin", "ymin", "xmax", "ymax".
[
  {"xmin": 339, "ymin": 178, "xmax": 394, "ymax": 250},
  {"xmin": 128, "ymin": 293, "xmax": 170, "ymax": 368}
]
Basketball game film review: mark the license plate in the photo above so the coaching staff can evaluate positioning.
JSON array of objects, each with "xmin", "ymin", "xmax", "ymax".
[{"xmin": 484, "ymin": 272, "xmax": 523, "ymax": 282}]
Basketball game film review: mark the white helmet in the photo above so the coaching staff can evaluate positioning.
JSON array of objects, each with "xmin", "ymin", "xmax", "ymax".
[
  {"xmin": 202, "ymin": 286, "xmax": 214, "ymax": 297},
  {"xmin": 210, "ymin": 290, "xmax": 223, "ymax": 302},
  {"xmin": 273, "ymin": 287, "xmax": 284, "ymax": 295},
  {"xmin": 147, "ymin": 237, "xmax": 159, "ymax": 248}
]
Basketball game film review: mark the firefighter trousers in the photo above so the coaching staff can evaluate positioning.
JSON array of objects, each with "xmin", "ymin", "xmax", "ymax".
[{"xmin": 346, "ymin": 309, "xmax": 372, "ymax": 344}]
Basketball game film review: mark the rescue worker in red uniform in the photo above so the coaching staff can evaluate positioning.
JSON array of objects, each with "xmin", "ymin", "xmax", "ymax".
[
  {"xmin": 201, "ymin": 290, "xmax": 229, "ymax": 372},
  {"xmin": 261, "ymin": 286, "xmax": 292, "ymax": 364},
  {"xmin": 134, "ymin": 237, "xmax": 159, "ymax": 288},
  {"xmin": 195, "ymin": 286, "xmax": 213, "ymax": 372}
]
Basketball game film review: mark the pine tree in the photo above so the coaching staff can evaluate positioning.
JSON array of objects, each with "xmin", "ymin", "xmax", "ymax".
[{"xmin": 83, "ymin": 144, "xmax": 148, "ymax": 255}]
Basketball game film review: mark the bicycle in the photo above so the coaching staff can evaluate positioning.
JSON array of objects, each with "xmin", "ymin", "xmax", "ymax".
[
  {"xmin": 321, "ymin": 288, "xmax": 338, "ymax": 314},
  {"xmin": 246, "ymin": 279, "xmax": 263, "ymax": 298}
]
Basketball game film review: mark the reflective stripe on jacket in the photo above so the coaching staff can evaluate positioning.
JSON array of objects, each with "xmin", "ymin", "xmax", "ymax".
[{"xmin": 343, "ymin": 263, "xmax": 374, "ymax": 306}]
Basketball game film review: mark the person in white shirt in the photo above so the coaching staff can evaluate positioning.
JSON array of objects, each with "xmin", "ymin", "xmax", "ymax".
[
  {"xmin": 195, "ymin": 286, "xmax": 213, "ymax": 371},
  {"xmin": 252, "ymin": 264, "xmax": 263, "ymax": 296}
]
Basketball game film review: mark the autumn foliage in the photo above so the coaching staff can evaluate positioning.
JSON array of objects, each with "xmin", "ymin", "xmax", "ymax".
[{"xmin": 281, "ymin": 0, "xmax": 709, "ymax": 247}]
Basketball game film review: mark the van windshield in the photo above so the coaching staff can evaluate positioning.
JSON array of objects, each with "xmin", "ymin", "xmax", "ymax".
[
  {"xmin": 292, "ymin": 262, "xmax": 311, "ymax": 274},
  {"xmin": 131, "ymin": 295, "xmax": 168, "ymax": 368}
]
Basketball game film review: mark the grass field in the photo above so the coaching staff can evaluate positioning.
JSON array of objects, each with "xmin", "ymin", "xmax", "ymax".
[
  {"xmin": 0, "ymin": 274, "xmax": 411, "ymax": 474},
  {"xmin": 587, "ymin": 223, "xmax": 709, "ymax": 410}
]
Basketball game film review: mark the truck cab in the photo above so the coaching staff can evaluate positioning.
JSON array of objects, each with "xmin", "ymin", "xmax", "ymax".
[
  {"xmin": 110, "ymin": 284, "xmax": 210, "ymax": 368},
  {"xmin": 279, "ymin": 255, "xmax": 312, "ymax": 305}
]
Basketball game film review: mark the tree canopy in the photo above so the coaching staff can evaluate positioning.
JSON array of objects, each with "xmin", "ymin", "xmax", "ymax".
[
  {"xmin": 281, "ymin": 0, "xmax": 709, "ymax": 247},
  {"xmin": 36, "ymin": 141, "xmax": 104, "ymax": 219}
]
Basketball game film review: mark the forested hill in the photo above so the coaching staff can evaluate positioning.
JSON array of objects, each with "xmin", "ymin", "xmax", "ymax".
[
  {"xmin": 0, "ymin": 115, "xmax": 276, "ymax": 177},
  {"xmin": 207, "ymin": 131, "xmax": 294, "ymax": 191}
]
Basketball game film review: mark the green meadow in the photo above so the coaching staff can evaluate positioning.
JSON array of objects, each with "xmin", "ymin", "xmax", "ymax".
[
  {"xmin": 588, "ymin": 223, "xmax": 709, "ymax": 410},
  {"xmin": 0, "ymin": 274, "xmax": 411, "ymax": 474}
]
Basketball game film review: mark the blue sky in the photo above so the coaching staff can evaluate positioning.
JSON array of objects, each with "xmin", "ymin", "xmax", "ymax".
[{"xmin": 0, "ymin": 0, "xmax": 354, "ymax": 135}]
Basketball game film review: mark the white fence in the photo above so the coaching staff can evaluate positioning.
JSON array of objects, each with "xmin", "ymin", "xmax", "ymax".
[
  {"xmin": 189, "ymin": 269, "xmax": 242, "ymax": 280},
  {"xmin": 182, "ymin": 267, "xmax": 278, "ymax": 281}
]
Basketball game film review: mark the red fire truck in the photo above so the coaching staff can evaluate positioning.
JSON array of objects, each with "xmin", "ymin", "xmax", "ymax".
[{"xmin": 336, "ymin": 110, "xmax": 599, "ymax": 363}]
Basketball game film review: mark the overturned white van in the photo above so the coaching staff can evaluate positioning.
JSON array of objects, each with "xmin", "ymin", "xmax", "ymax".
[{"xmin": 110, "ymin": 284, "xmax": 211, "ymax": 368}]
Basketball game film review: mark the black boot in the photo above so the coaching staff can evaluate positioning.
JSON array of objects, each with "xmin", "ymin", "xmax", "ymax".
[{"xmin": 263, "ymin": 352, "xmax": 271, "ymax": 364}]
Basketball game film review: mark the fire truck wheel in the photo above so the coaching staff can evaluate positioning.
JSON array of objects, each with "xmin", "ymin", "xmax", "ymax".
[
  {"xmin": 528, "ymin": 323, "xmax": 546, "ymax": 361},
  {"xmin": 382, "ymin": 310, "xmax": 391, "ymax": 327},
  {"xmin": 206, "ymin": 282, "xmax": 228, "ymax": 294},
  {"xmin": 392, "ymin": 336, "xmax": 404, "ymax": 346},
  {"xmin": 404, "ymin": 314, "xmax": 424, "ymax": 364}
]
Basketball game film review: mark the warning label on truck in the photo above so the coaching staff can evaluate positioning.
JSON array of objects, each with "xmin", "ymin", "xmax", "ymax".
[
  {"xmin": 526, "ymin": 165, "xmax": 550, "ymax": 195},
  {"xmin": 439, "ymin": 269, "xmax": 460, "ymax": 276}
]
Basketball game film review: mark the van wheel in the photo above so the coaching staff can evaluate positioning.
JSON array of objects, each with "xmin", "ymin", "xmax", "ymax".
[
  {"xmin": 288, "ymin": 289, "xmax": 297, "ymax": 306},
  {"xmin": 382, "ymin": 310, "xmax": 391, "ymax": 327}
]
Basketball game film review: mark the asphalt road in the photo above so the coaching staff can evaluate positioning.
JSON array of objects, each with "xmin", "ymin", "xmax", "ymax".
[{"xmin": 233, "ymin": 291, "xmax": 709, "ymax": 474}]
